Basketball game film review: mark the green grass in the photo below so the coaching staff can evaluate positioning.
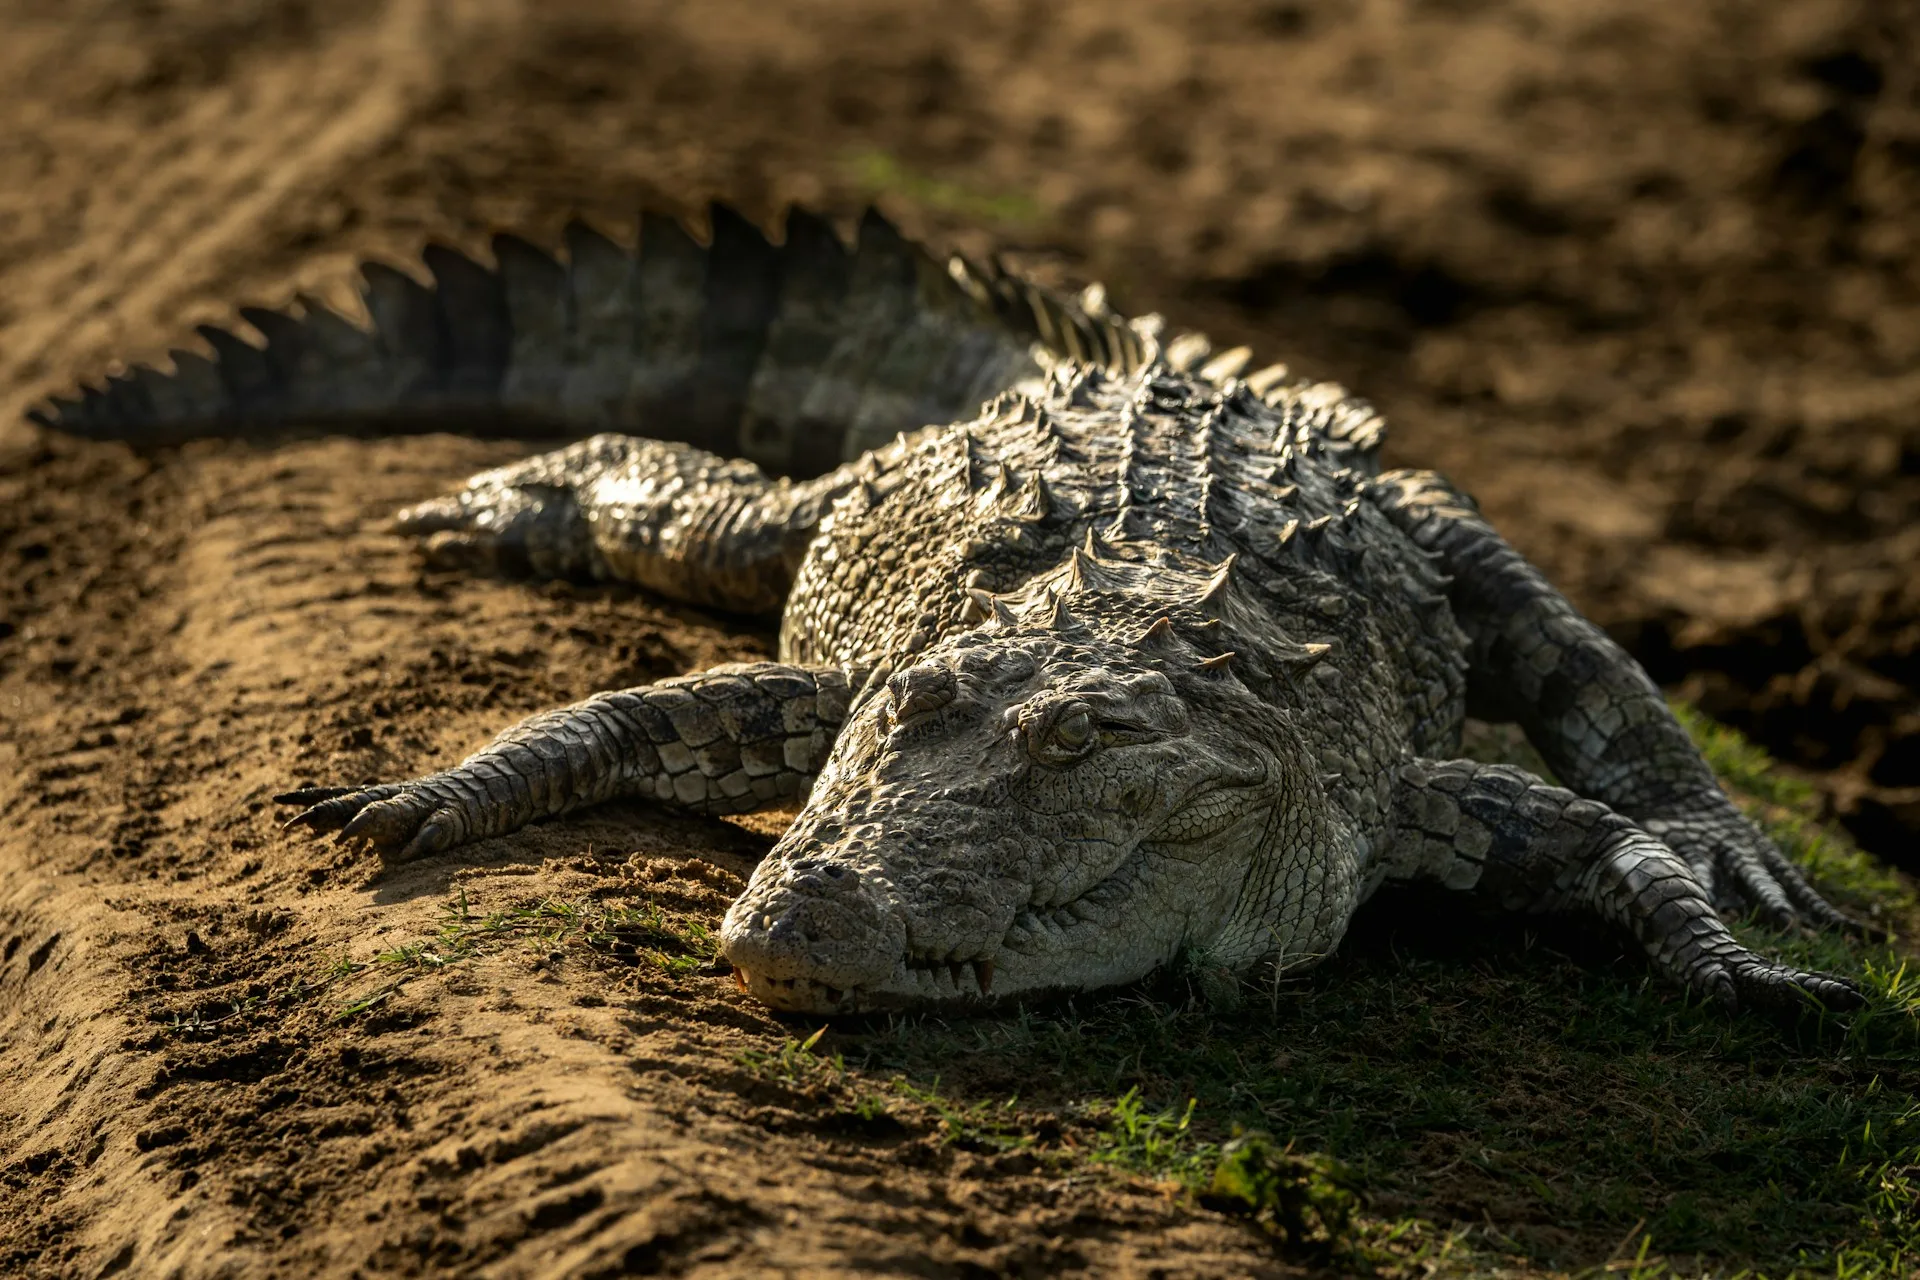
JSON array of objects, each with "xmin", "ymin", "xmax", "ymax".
[
  {"xmin": 329, "ymin": 889, "xmax": 721, "ymax": 1019},
  {"xmin": 841, "ymin": 948, "xmax": 1919, "ymax": 1275},
  {"xmin": 738, "ymin": 1025, "xmax": 839, "ymax": 1088},
  {"xmin": 843, "ymin": 148, "xmax": 1044, "ymax": 226}
]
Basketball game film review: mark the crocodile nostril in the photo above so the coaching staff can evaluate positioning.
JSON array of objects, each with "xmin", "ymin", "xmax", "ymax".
[{"xmin": 790, "ymin": 861, "xmax": 859, "ymax": 894}]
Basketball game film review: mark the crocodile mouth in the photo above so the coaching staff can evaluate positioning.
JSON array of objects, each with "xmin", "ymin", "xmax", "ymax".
[
  {"xmin": 732, "ymin": 950, "xmax": 997, "ymax": 1012},
  {"xmin": 732, "ymin": 855, "xmax": 1145, "ymax": 1014},
  {"xmin": 903, "ymin": 951, "xmax": 998, "ymax": 996}
]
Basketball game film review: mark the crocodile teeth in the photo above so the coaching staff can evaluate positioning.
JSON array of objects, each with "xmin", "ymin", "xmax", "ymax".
[
  {"xmin": 732, "ymin": 967, "xmax": 749, "ymax": 992},
  {"xmin": 948, "ymin": 961, "xmax": 967, "ymax": 990},
  {"xmin": 972, "ymin": 959, "xmax": 995, "ymax": 995}
]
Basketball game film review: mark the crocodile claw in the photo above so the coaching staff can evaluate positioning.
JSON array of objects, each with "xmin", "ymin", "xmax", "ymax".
[
  {"xmin": 276, "ymin": 783, "xmax": 408, "ymax": 833},
  {"xmin": 275, "ymin": 782, "xmax": 452, "ymax": 860},
  {"xmin": 1643, "ymin": 813, "xmax": 1868, "ymax": 939},
  {"xmin": 1714, "ymin": 959, "xmax": 1866, "ymax": 1015}
]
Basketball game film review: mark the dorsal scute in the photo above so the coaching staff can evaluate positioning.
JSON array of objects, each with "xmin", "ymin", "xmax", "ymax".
[
  {"xmin": 1135, "ymin": 615, "xmax": 1179, "ymax": 650},
  {"xmin": 1193, "ymin": 553, "xmax": 1237, "ymax": 609},
  {"xmin": 1194, "ymin": 651, "xmax": 1236, "ymax": 676},
  {"xmin": 1081, "ymin": 525, "xmax": 1120, "ymax": 561},
  {"xmin": 1002, "ymin": 470, "xmax": 1055, "ymax": 524},
  {"xmin": 1011, "ymin": 588, "xmax": 1084, "ymax": 634},
  {"xmin": 1062, "ymin": 541, "xmax": 1137, "ymax": 596}
]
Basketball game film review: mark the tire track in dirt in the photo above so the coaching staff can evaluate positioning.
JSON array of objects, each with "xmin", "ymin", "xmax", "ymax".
[
  {"xmin": 0, "ymin": 433, "xmax": 682, "ymax": 1276},
  {"xmin": 0, "ymin": 0, "xmax": 442, "ymax": 434}
]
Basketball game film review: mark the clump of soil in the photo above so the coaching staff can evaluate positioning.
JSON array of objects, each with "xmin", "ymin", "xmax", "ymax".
[{"xmin": 1, "ymin": 1, "xmax": 1915, "ymax": 1276}]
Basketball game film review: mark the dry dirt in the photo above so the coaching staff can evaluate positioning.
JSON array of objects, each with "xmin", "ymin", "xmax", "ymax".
[{"xmin": 1, "ymin": 1, "xmax": 1916, "ymax": 1276}]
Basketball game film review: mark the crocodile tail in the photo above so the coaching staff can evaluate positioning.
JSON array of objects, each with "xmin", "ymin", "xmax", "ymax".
[{"xmin": 26, "ymin": 203, "xmax": 1161, "ymax": 478}]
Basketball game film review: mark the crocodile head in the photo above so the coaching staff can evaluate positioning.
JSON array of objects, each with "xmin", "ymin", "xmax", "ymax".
[{"xmin": 720, "ymin": 585, "xmax": 1352, "ymax": 1014}]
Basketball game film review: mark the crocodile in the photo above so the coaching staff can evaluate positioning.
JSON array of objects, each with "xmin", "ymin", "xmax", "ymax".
[{"xmin": 31, "ymin": 202, "xmax": 1864, "ymax": 1016}]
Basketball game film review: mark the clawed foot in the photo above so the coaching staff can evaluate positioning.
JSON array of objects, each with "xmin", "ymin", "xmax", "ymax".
[
  {"xmin": 276, "ymin": 778, "xmax": 483, "ymax": 861},
  {"xmin": 389, "ymin": 434, "xmax": 642, "ymax": 580},
  {"xmin": 1698, "ymin": 955, "xmax": 1865, "ymax": 1015},
  {"xmin": 392, "ymin": 479, "xmax": 594, "ymax": 580},
  {"xmin": 1630, "ymin": 815, "xmax": 1871, "ymax": 1014},
  {"xmin": 1643, "ymin": 811, "xmax": 1871, "ymax": 937}
]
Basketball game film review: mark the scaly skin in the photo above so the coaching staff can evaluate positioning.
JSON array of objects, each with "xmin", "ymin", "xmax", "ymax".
[
  {"xmin": 279, "ymin": 664, "xmax": 855, "ymax": 856},
  {"xmin": 296, "ymin": 365, "xmax": 1859, "ymax": 1016},
  {"xmin": 31, "ymin": 204, "xmax": 1865, "ymax": 1017}
]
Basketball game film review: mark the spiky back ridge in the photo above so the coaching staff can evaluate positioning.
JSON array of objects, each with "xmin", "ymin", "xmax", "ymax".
[
  {"xmin": 779, "ymin": 362, "xmax": 1466, "ymax": 849},
  {"xmin": 28, "ymin": 202, "xmax": 1388, "ymax": 480}
]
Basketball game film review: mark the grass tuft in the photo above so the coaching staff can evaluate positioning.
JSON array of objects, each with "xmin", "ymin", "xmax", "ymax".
[
  {"xmin": 1201, "ymin": 1132, "xmax": 1359, "ymax": 1257},
  {"xmin": 331, "ymin": 888, "xmax": 720, "ymax": 1019},
  {"xmin": 843, "ymin": 148, "xmax": 1044, "ymax": 226},
  {"xmin": 738, "ymin": 1026, "xmax": 841, "ymax": 1088}
]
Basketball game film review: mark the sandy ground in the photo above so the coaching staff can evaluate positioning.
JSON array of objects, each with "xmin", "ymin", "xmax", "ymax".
[{"xmin": 0, "ymin": 1, "xmax": 1916, "ymax": 1275}]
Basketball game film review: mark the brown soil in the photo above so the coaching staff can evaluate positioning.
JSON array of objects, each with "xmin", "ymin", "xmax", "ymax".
[{"xmin": 0, "ymin": 1, "xmax": 1915, "ymax": 1275}]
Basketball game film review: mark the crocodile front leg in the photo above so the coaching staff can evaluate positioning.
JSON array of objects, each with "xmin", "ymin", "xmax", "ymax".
[
  {"xmin": 1386, "ymin": 758, "xmax": 1861, "ymax": 1012},
  {"xmin": 278, "ymin": 663, "xmax": 854, "ymax": 860},
  {"xmin": 1370, "ymin": 469, "xmax": 1855, "ymax": 933}
]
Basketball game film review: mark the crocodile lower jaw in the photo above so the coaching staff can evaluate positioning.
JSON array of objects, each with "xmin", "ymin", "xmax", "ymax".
[{"xmin": 733, "ymin": 962, "xmax": 1004, "ymax": 1014}]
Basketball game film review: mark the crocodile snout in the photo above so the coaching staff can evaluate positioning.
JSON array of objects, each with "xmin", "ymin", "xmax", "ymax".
[{"xmin": 720, "ymin": 856, "xmax": 909, "ymax": 1012}]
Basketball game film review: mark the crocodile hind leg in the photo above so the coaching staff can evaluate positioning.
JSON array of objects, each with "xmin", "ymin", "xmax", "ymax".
[
  {"xmin": 1369, "ymin": 469, "xmax": 1856, "ymax": 933},
  {"xmin": 391, "ymin": 432, "xmax": 858, "ymax": 613},
  {"xmin": 1386, "ymin": 758, "xmax": 1861, "ymax": 1012},
  {"xmin": 278, "ymin": 662, "xmax": 855, "ymax": 861}
]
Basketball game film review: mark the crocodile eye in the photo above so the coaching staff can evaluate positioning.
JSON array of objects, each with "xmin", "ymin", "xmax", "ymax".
[
  {"xmin": 1023, "ymin": 702, "xmax": 1098, "ymax": 764},
  {"xmin": 1052, "ymin": 709, "xmax": 1093, "ymax": 751}
]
